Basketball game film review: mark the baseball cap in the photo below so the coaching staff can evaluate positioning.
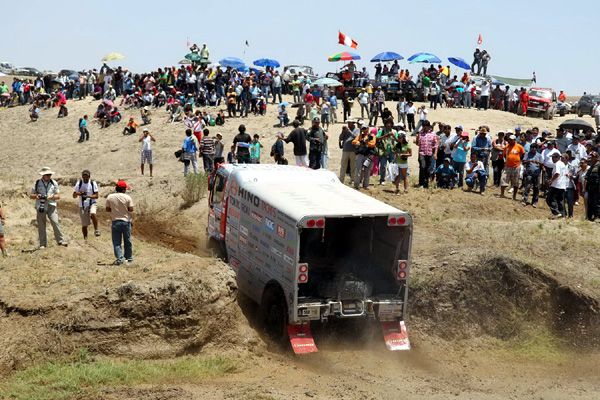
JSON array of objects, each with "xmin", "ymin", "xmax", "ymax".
[
  {"xmin": 455, "ymin": 125, "xmax": 463, "ymax": 130},
  {"xmin": 116, "ymin": 180, "xmax": 130, "ymax": 188},
  {"xmin": 82, "ymin": 169, "xmax": 91, "ymax": 176},
  {"xmin": 443, "ymin": 157, "xmax": 451, "ymax": 163},
  {"xmin": 515, "ymin": 126, "xmax": 522, "ymax": 131},
  {"xmin": 506, "ymin": 129, "xmax": 514, "ymax": 134},
  {"xmin": 312, "ymin": 117, "xmax": 320, "ymax": 122},
  {"xmin": 551, "ymin": 153, "xmax": 560, "ymax": 158},
  {"xmin": 143, "ymin": 128, "xmax": 149, "ymax": 132},
  {"xmin": 542, "ymin": 130, "xmax": 549, "ymax": 134},
  {"xmin": 508, "ymin": 135, "xmax": 517, "ymax": 140}
]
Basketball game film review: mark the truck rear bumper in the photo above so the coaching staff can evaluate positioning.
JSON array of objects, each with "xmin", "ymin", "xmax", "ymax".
[{"xmin": 296, "ymin": 297, "xmax": 404, "ymax": 322}]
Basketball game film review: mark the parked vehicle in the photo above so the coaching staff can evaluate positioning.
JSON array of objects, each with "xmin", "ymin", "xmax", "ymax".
[
  {"xmin": 13, "ymin": 66, "xmax": 30, "ymax": 76},
  {"xmin": 22, "ymin": 67, "xmax": 42, "ymax": 76},
  {"xmin": 574, "ymin": 94, "xmax": 600, "ymax": 117},
  {"xmin": 285, "ymin": 65, "xmax": 318, "ymax": 82},
  {"xmin": 207, "ymin": 164, "xmax": 412, "ymax": 353},
  {"xmin": 527, "ymin": 87, "xmax": 557, "ymax": 120},
  {"xmin": 59, "ymin": 69, "xmax": 78, "ymax": 77},
  {"xmin": 0, "ymin": 62, "xmax": 15, "ymax": 74},
  {"xmin": 379, "ymin": 73, "xmax": 401, "ymax": 100},
  {"xmin": 556, "ymin": 102, "xmax": 570, "ymax": 117}
]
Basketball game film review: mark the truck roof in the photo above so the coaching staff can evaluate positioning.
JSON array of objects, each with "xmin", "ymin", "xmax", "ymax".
[{"xmin": 223, "ymin": 164, "xmax": 408, "ymax": 222}]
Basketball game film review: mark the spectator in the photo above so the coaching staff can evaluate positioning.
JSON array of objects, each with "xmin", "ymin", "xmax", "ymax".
[
  {"xmin": 72, "ymin": 170, "xmax": 100, "ymax": 239},
  {"xmin": 306, "ymin": 117, "xmax": 327, "ymax": 169},
  {"xmin": 584, "ymin": 152, "xmax": 600, "ymax": 221},
  {"xmin": 352, "ymin": 126, "xmax": 377, "ymax": 190},
  {"xmin": 182, "ymin": 129, "xmax": 199, "ymax": 176},
  {"xmin": 564, "ymin": 151, "xmax": 578, "ymax": 218},
  {"xmin": 358, "ymin": 89, "xmax": 369, "ymax": 119},
  {"xmin": 376, "ymin": 118, "xmax": 397, "ymax": 185},
  {"xmin": 521, "ymin": 143, "xmax": 544, "ymax": 207},
  {"xmin": 278, "ymin": 105, "xmax": 289, "ymax": 127},
  {"xmin": 478, "ymin": 80, "xmax": 490, "ymax": 110},
  {"xmin": 435, "ymin": 158, "xmax": 457, "ymax": 189},
  {"xmin": 213, "ymin": 133, "xmax": 225, "ymax": 165},
  {"xmin": 105, "ymin": 180, "xmax": 134, "ymax": 265},
  {"xmin": 139, "ymin": 128, "xmax": 155, "ymax": 177},
  {"xmin": 392, "ymin": 131, "xmax": 411, "ymax": 194},
  {"xmin": 78, "ymin": 115, "xmax": 90, "ymax": 142},
  {"xmin": 406, "ymin": 101, "xmax": 416, "ymax": 133},
  {"xmin": 320, "ymin": 102, "xmax": 331, "ymax": 131},
  {"xmin": 546, "ymin": 153, "xmax": 567, "ymax": 219},
  {"xmin": 500, "ymin": 134, "xmax": 525, "ymax": 200},
  {"xmin": 271, "ymin": 132, "xmax": 286, "ymax": 164},
  {"xmin": 122, "ymin": 117, "xmax": 138, "ymax": 136},
  {"xmin": 338, "ymin": 118, "xmax": 359, "ymax": 184},
  {"xmin": 397, "ymin": 96, "xmax": 407, "ymax": 126},
  {"xmin": 451, "ymin": 131, "xmax": 470, "ymax": 189},
  {"xmin": 0, "ymin": 203, "xmax": 7, "ymax": 257},
  {"xmin": 412, "ymin": 105, "xmax": 428, "ymax": 136},
  {"xmin": 231, "ymin": 124, "xmax": 251, "ymax": 164},
  {"xmin": 415, "ymin": 120, "xmax": 438, "ymax": 188},
  {"xmin": 29, "ymin": 167, "xmax": 67, "ymax": 249},
  {"xmin": 465, "ymin": 153, "xmax": 487, "ymax": 194},
  {"xmin": 491, "ymin": 131, "xmax": 507, "ymax": 187},
  {"xmin": 542, "ymin": 141, "xmax": 561, "ymax": 196},
  {"xmin": 472, "ymin": 129, "xmax": 493, "ymax": 174},
  {"xmin": 250, "ymin": 134, "xmax": 263, "ymax": 164},
  {"xmin": 285, "ymin": 120, "xmax": 309, "ymax": 166}
]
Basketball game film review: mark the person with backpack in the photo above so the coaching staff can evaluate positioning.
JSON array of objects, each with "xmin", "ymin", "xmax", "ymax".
[
  {"xmin": 29, "ymin": 167, "xmax": 67, "ymax": 249},
  {"xmin": 72, "ymin": 170, "xmax": 100, "ymax": 239},
  {"xmin": 78, "ymin": 115, "xmax": 89, "ymax": 142}
]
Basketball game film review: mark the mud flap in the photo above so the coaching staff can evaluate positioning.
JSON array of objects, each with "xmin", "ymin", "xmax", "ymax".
[
  {"xmin": 381, "ymin": 320, "xmax": 410, "ymax": 351},
  {"xmin": 287, "ymin": 325, "xmax": 318, "ymax": 354}
]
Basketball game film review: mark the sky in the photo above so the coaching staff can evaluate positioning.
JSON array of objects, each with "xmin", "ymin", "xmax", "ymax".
[{"xmin": 1, "ymin": 0, "xmax": 597, "ymax": 95}]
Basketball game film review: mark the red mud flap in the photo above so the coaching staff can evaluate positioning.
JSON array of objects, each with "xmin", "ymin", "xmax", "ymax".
[
  {"xmin": 381, "ymin": 320, "xmax": 411, "ymax": 351},
  {"xmin": 287, "ymin": 325, "xmax": 318, "ymax": 354}
]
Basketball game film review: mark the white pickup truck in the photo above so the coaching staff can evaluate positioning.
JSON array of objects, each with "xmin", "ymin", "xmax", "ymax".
[{"xmin": 207, "ymin": 164, "xmax": 412, "ymax": 353}]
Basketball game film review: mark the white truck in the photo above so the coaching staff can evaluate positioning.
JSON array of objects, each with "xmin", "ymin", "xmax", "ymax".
[{"xmin": 207, "ymin": 164, "xmax": 412, "ymax": 353}]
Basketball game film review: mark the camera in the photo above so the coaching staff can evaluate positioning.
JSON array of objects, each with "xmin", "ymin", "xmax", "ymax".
[
  {"xmin": 38, "ymin": 195, "xmax": 47, "ymax": 213},
  {"xmin": 81, "ymin": 192, "xmax": 87, "ymax": 202}
]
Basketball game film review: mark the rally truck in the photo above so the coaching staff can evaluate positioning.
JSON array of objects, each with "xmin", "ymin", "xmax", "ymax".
[
  {"xmin": 527, "ymin": 87, "xmax": 557, "ymax": 120},
  {"xmin": 207, "ymin": 164, "xmax": 412, "ymax": 354}
]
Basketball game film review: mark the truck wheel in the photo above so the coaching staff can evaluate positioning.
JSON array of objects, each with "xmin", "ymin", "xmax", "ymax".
[
  {"xmin": 578, "ymin": 111, "xmax": 583, "ymax": 117},
  {"xmin": 560, "ymin": 111, "xmax": 565, "ymax": 117},
  {"xmin": 261, "ymin": 286, "xmax": 288, "ymax": 345},
  {"xmin": 207, "ymin": 238, "xmax": 228, "ymax": 262}
]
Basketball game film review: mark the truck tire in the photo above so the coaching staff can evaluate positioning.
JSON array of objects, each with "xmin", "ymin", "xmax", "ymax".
[
  {"xmin": 578, "ymin": 111, "xmax": 583, "ymax": 117},
  {"xmin": 560, "ymin": 110, "xmax": 565, "ymax": 117},
  {"xmin": 207, "ymin": 238, "xmax": 228, "ymax": 262},
  {"xmin": 260, "ymin": 286, "xmax": 288, "ymax": 346}
]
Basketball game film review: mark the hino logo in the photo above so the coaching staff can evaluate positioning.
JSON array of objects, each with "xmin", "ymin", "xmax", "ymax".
[{"xmin": 239, "ymin": 187, "xmax": 261, "ymax": 207}]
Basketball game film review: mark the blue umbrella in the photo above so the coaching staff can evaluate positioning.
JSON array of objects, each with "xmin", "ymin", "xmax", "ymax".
[
  {"xmin": 219, "ymin": 57, "xmax": 245, "ymax": 68},
  {"xmin": 448, "ymin": 57, "xmax": 471, "ymax": 70},
  {"xmin": 68, "ymin": 74, "xmax": 79, "ymax": 80},
  {"xmin": 253, "ymin": 58, "xmax": 280, "ymax": 68},
  {"xmin": 278, "ymin": 102, "xmax": 290, "ymax": 108},
  {"xmin": 491, "ymin": 78, "xmax": 506, "ymax": 86},
  {"xmin": 237, "ymin": 65, "xmax": 263, "ymax": 74},
  {"xmin": 407, "ymin": 52, "xmax": 441, "ymax": 64},
  {"xmin": 370, "ymin": 52, "xmax": 404, "ymax": 62}
]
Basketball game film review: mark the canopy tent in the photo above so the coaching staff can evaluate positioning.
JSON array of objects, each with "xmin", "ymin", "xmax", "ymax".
[{"xmin": 491, "ymin": 76, "xmax": 534, "ymax": 87}]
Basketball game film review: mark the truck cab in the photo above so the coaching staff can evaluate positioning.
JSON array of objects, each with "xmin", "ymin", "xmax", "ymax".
[
  {"xmin": 208, "ymin": 164, "xmax": 413, "ymax": 353},
  {"xmin": 527, "ymin": 87, "xmax": 557, "ymax": 120}
]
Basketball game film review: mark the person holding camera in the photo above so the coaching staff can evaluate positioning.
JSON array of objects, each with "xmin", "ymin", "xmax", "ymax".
[
  {"xmin": 73, "ymin": 170, "xmax": 99, "ymax": 240},
  {"xmin": 106, "ymin": 180, "xmax": 134, "ymax": 265},
  {"xmin": 352, "ymin": 126, "xmax": 377, "ymax": 190},
  {"xmin": 29, "ymin": 167, "xmax": 67, "ymax": 249}
]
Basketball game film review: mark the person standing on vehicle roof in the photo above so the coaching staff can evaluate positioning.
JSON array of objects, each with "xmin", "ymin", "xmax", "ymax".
[
  {"xmin": 471, "ymin": 48, "xmax": 481, "ymax": 73},
  {"xmin": 306, "ymin": 117, "xmax": 328, "ymax": 169},
  {"xmin": 285, "ymin": 120, "xmax": 309, "ymax": 166},
  {"xmin": 479, "ymin": 50, "xmax": 491, "ymax": 75}
]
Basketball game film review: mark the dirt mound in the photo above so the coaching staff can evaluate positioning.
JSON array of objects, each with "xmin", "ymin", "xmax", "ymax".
[{"xmin": 410, "ymin": 254, "xmax": 600, "ymax": 346}]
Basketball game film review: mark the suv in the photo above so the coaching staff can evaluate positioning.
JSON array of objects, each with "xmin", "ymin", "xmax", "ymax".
[
  {"xmin": 379, "ymin": 73, "xmax": 401, "ymax": 100},
  {"xmin": 285, "ymin": 65, "xmax": 318, "ymax": 82},
  {"xmin": 574, "ymin": 94, "xmax": 600, "ymax": 117},
  {"xmin": 0, "ymin": 62, "xmax": 14, "ymax": 74},
  {"xmin": 527, "ymin": 88, "xmax": 557, "ymax": 120}
]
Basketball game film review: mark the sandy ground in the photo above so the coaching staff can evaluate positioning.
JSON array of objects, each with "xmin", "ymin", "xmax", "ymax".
[{"xmin": 1, "ymin": 91, "xmax": 599, "ymax": 399}]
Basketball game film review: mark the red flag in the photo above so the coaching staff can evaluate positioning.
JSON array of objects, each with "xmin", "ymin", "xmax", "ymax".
[
  {"xmin": 338, "ymin": 31, "xmax": 358, "ymax": 49},
  {"xmin": 477, "ymin": 34, "xmax": 482, "ymax": 45},
  {"xmin": 186, "ymin": 40, "xmax": 190, "ymax": 47}
]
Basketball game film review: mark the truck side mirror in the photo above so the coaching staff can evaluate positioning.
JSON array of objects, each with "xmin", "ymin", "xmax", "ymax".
[{"xmin": 208, "ymin": 175, "xmax": 214, "ymax": 191}]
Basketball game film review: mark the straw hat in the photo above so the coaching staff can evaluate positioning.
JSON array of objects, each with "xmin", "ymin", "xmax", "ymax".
[{"xmin": 39, "ymin": 167, "xmax": 55, "ymax": 175}]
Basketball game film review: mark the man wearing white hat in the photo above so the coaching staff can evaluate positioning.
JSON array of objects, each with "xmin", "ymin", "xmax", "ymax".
[
  {"xmin": 29, "ymin": 167, "xmax": 67, "ymax": 249},
  {"xmin": 338, "ymin": 117, "xmax": 359, "ymax": 184}
]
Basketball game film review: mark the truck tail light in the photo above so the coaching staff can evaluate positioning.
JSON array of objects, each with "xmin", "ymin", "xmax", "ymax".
[
  {"xmin": 388, "ymin": 216, "xmax": 407, "ymax": 226},
  {"xmin": 397, "ymin": 260, "xmax": 409, "ymax": 281},
  {"xmin": 316, "ymin": 219, "xmax": 325, "ymax": 228},
  {"xmin": 307, "ymin": 219, "xmax": 316, "ymax": 228},
  {"xmin": 298, "ymin": 263, "xmax": 308, "ymax": 283},
  {"xmin": 303, "ymin": 217, "xmax": 324, "ymax": 228}
]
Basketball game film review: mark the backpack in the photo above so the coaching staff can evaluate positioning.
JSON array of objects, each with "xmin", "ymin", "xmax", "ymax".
[{"xmin": 270, "ymin": 142, "xmax": 277, "ymax": 157}]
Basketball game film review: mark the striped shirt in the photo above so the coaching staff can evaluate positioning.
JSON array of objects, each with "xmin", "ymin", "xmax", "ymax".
[{"xmin": 201, "ymin": 137, "xmax": 215, "ymax": 155}]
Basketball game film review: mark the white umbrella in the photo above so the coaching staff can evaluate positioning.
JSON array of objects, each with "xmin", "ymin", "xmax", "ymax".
[{"xmin": 312, "ymin": 77, "xmax": 342, "ymax": 87}]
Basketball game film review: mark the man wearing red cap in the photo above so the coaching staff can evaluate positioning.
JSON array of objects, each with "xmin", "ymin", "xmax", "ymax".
[{"xmin": 106, "ymin": 180, "xmax": 134, "ymax": 265}]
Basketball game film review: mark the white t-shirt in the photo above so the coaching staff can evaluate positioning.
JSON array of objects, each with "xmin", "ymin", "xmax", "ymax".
[
  {"xmin": 567, "ymin": 143, "xmax": 587, "ymax": 162},
  {"xmin": 542, "ymin": 148, "xmax": 561, "ymax": 168},
  {"xmin": 551, "ymin": 160, "xmax": 568, "ymax": 189},
  {"xmin": 358, "ymin": 92, "xmax": 369, "ymax": 104},
  {"xmin": 74, "ymin": 180, "xmax": 99, "ymax": 208},
  {"xmin": 142, "ymin": 135, "xmax": 153, "ymax": 151},
  {"xmin": 465, "ymin": 160, "xmax": 484, "ymax": 179},
  {"xmin": 480, "ymin": 84, "xmax": 490, "ymax": 96},
  {"xmin": 419, "ymin": 109, "xmax": 428, "ymax": 120},
  {"xmin": 406, "ymin": 105, "xmax": 416, "ymax": 115}
]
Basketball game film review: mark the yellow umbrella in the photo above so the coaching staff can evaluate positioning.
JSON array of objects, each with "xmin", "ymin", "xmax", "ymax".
[{"xmin": 101, "ymin": 53, "xmax": 125, "ymax": 62}]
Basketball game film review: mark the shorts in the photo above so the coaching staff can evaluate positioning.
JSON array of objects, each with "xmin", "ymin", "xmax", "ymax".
[
  {"xmin": 501, "ymin": 166, "xmax": 520, "ymax": 187},
  {"xmin": 398, "ymin": 163, "xmax": 408, "ymax": 169},
  {"xmin": 321, "ymin": 114, "xmax": 330, "ymax": 124},
  {"xmin": 79, "ymin": 204, "xmax": 97, "ymax": 226},
  {"xmin": 141, "ymin": 150, "xmax": 153, "ymax": 164},
  {"xmin": 0, "ymin": 218, "xmax": 4, "ymax": 234}
]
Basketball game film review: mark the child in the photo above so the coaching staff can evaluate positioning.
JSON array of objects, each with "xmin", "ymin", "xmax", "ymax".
[
  {"xmin": 141, "ymin": 106, "xmax": 151, "ymax": 125},
  {"xmin": 250, "ymin": 134, "xmax": 263, "ymax": 164},
  {"xmin": 215, "ymin": 110, "xmax": 225, "ymax": 126},
  {"xmin": 123, "ymin": 117, "xmax": 138, "ymax": 135},
  {"xmin": 29, "ymin": 102, "xmax": 40, "ymax": 121},
  {"xmin": 78, "ymin": 115, "xmax": 89, "ymax": 142},
  {"xmin": 257, "ymin": 97, "xmax": 267, "ymax": 115},
  {"xmin": 227, "ymin": 145, "xmax": 236, "ymax": 164},
  {"xmin": 57, "ymin": 104, "xmax": 68, "ymax": 118}
]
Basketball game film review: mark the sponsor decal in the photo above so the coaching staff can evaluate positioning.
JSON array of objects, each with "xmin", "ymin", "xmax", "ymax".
[
  {"xmin": 254, "ymin": 245, "xmax": 259, "ymax": 252},
  {"xmin": 230, "ymin": 179, "xmax": 239, "ymax": 196},
  {"xmin": 276, "ymin": 225, "xmax": 286, "ymax": 238},
  {"xmin": 286, "ymin": 231, "xmax": 296, "ymax": 244},
  {"xmin": 286, "ymin": 246, "xmax": 294, "ymax": 256},
  {"xmin": 283, "ymin": 254, "xmax": 293, "ymax": 265},
  {"xmin": 228, "ymin": 208, "xmax": 240, "ymax": 219},
  {"xmin": 241, "ymin": 203, "xmax": 250, "ymax": 215},
  {"xmin": 264, "ymin": 217, "xmax": 275, "ymax": 232},
  {"xmin": 240, "ymin": 225, "xmax": 249, "ymax": 236},
  {"xmin": 251, "ymin": 211, "xmax": 263, "ymax": 223},
  {"xmin": 254, "ymin": 255, "xmax": 264, "ymax": 263},
  {"xmin": 261, "ymin": 201, "xmax": 277, "ymax": 218},
  {"xmin": 271, "ymin": 247, "xmax": 282, "ymax": 257},
  {"xmin": 239, "ymin": 235, "xmax": 247, "ymax": 245},
  {"xmin": 239, "ymin": 187, "xmax": 262, "ymax": 207},
  {"xmin": 252, "ymin": 224, "xmax": 261, "ymax": 233},
  {"xmin": 230, "ymin": 258, "xmax": 240, "ymax": 269},
  {"xmin": 229, "ymin": 197, "xmax": 240, "ymax": 208},
  {"xmin": 260, "ymin": 239, "xmax": 270, "ymax": 249},
  {"xmin": 273, "ymin": 238, "xmax": 285, "ymax": 249}
]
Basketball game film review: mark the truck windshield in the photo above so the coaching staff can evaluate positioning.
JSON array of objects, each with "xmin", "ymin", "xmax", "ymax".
[
  {"xmin": 529, "ymin": 90, "xmax": 552, "ymax": 99},
  {"xmin": 298, "ymin": 216, "xmax": 410, "ymax": 297}
]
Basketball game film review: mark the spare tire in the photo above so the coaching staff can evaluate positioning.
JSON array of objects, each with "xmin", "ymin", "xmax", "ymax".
[{"xmin": 317, "ymin": 273, "xmax": 373, "ymax": 300}]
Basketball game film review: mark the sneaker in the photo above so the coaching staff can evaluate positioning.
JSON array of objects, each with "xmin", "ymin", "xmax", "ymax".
[
  {"xmin": 532, "ymin": 203, "xmax": 537, "ymax": 208},
  {"xmin": 94, "ymin": 230, "xmax": 100, "ymax": 237},
  {"xmin": 575, "ymin": 202, "xmax": 579, "ymax": 206},
  {"xmin": 508, "ymin": 187, "xmax": 514, "ymax": 193},
  {"xmin": 58, "ymin": 242, "xmax": 68, "ymax": 247},
  {"xmin": 126, "ymin": 259, "xmax": 134, "ymax": 263},
  {"xmin": 39, "ymin": 245, "xmax": 46, "ymax": 250}
]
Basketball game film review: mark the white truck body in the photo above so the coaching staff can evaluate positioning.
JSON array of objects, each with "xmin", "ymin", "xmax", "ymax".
[{"xmin": 207, "ymin": 164, "xmax": 412, "ymax": 352}]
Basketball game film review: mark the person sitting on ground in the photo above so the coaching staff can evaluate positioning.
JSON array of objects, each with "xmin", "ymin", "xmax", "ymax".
[
  {"xmin": 140, "ymin": 106, "xmax": 151, "ymax": 125},
  {"xmin": 123, "ymin": 117, "xmax": 138, "ymax": 135},
  {"xmin": 295, "ymin": 104, "xmax": 305, "ymax": 124},
  {"xmin": 104, "ymin": 85, "xmax": 116, "ymax": 101},
  {"xmin": 464, "ymin": 153, "xmax": 487, "ymax": 194},
  {"xmin": 278, "ymin": 105, "xmax": 289, "ymax": 127},
  {"xmin": 435, "ymin": 157, "xmax": 457, "ymax": 189},
  {"xmin": 29, "ymin": 101, "xmax": 40, "ymax": 121},
  {"xmin": 167, "ymin": 100, "xmax": 183, "ymax": 123},
  {"xmin": 215, "ymin": 110, "xmax": 226, "ymax": 125},
  {"xmin": 109, "ymin": 107, "xmax": 121, "ymax": 123}
]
